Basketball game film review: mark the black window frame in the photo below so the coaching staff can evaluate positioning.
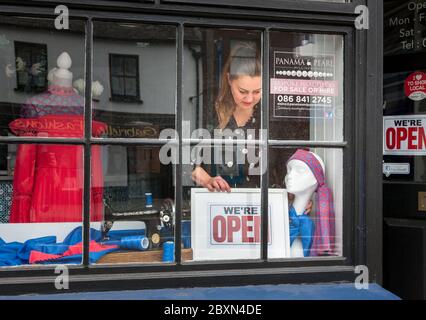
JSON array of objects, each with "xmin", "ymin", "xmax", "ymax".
[
  {"xmin": 0, "ymin": 0, "xmax": 382, "ymax": 295},
  {"xmin": 109, "ymin": 53, "xmax": 141, "ymax": 103}
]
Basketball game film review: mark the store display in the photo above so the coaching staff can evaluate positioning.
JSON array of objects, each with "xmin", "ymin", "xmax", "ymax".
[
  {"xmin": 0, "ymin": 226, "xmax": 146, "ymax": 266},
  {"xmin": 8, "ymin": 52, "xmax": 107, "ymax": 223},
  {"xmin": 102, "ymin": 197, "xmax": 175, "ymax": 249},
  {"xmin": 286, "ymin": 149, "xmax": 335, "ymax": 257}
]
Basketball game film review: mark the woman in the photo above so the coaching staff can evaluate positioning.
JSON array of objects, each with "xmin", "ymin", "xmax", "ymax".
[{"xmin": 191, "ymin": 43, "xmax": 262, "ymax": 192}]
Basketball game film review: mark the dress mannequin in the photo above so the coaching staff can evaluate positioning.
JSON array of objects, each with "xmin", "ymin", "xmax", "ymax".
[
  {"xmin": 285, "ymin": 149, "xmax": 335, "ymax": 257},
  {"xmin": 9, "ymin": 52, "xmax": 106, "ymax": 223}
]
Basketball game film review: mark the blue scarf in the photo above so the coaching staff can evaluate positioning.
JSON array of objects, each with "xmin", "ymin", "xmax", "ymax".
[{"xmin": 289, "ymin": 206, "xmax": 315, "ymax": 257}]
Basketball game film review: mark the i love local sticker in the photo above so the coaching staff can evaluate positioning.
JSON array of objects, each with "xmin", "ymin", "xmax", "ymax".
[{"xmin": 405, "ymin": 71, "xmax": 426, "ymax": 101}]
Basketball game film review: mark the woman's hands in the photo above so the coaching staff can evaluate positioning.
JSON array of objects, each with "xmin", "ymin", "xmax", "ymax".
[
  {"xmin": 205, "ymin": 176, "xmax": 231, "ymax": 193},
  {"xmin": 192, "ymin": 166, "xmax": 231, "ymax": 192}
]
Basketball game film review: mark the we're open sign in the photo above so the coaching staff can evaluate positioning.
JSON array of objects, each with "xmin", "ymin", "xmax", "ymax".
[
  {"xmin": 191, "ymin": 188, "xmax": 290, "ymax": 261},
  {"xmin": 384, "ymin": 115, "xmax": 426, "ymax": 155},
  {"xmin": 210, "ymin": 205, "xmax": 271, "ymax": 245}
]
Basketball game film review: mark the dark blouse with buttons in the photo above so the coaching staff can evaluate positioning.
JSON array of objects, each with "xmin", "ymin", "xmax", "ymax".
[{"xmin": 194, "ymin": 106, "xmax": 261, "ymax": 188}]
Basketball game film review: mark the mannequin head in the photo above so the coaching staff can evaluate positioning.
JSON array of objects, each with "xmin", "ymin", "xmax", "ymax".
[
  {"xmin": 285, "ymin": 151, "xmax": 325, "ymax": 197},
  {"xmin": 285, "ymin": 149, "xmax": 335, "ymax": 257},
  {"xmin": 48, "ymin": 52, "xmax": 73, "ymax": 88}
]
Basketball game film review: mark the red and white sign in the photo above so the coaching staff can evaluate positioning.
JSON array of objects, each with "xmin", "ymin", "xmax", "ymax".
[
  {"xmin": 383, "ymin": 115, "xmax": 426, "ymax": 155},
  {"xmin": 210, "ymin": 205, "xmax": 271, "ymax": 245},
  {"xmin": 270, "ymin": 79, "xmax": 338, "ymax": 96},
  {"xmin": 404, "ymin": 72, "xmax": 426, "ymax": 101},
  {"xmin": 191, "ymin": 188, "xmax": 290, "ymax": 261}
]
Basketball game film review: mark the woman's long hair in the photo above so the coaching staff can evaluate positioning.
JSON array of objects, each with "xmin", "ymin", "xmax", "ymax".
[{"xmin": 215, "ymin": 43, "xmax": 261, "ymax": 129}]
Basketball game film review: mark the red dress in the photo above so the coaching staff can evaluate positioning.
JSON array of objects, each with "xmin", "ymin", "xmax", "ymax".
[{"xmin": 9, "ymin": 115, "xmax": 107, "ymax": 223}]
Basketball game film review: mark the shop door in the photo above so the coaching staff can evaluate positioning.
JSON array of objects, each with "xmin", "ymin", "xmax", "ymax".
[{"xmin": 383, "ymin": 0, "xmax": 426, "ymax": 300}]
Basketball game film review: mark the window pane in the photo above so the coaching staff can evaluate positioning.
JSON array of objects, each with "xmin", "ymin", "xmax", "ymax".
[
  {"xmin": 111, "ymin": 77, "xmax": 125, "ymax": 95},
  {"xmin": 110, "ymin": 55, "xmax": 124, "ymax": 76},
  {"xmin": 183, "ymin": 27, "xmax": 262, "ymax": 133},
  {"xmin": 269, "ymin": 147, "xmax": 343, "ymax": 258},
  {"xmin": 93, "ymin": 22, "xmax": 176, "ymax": 137},
  {"xmin": 125, "ymin": 78, "xmax": 137, "ymax": 97},
  {"xmin": 269, "ymin": 32, "xmax": 344, "ymax": 142},
  {"xmin": 14, "ymin": 41, "xmax": 47, "ymax": 92},
  {"xmin": 124, "ymin": 57, "xmax": 137, "ymax": 77},
  {"xmin": 0, "ymin": 143, "xmax": 85, "ymax": 267},
  {"xmin": 0, "ymin": 16, "xmax": 85, "ymax": 137},
  {"xmin": 93, "ymin": 144, "xmax": 175, "ymax": 265},
  {"xmin": 184, "ymin": 142, "xmax": 265, "ymax": 262}
]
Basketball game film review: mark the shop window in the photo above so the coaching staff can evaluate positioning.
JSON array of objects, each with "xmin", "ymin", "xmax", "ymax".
[
  {"xmin": 91, "ymin": 21, "xmax": 177, "ymax": 264},
  {"xmin": 0, "ymin": 16, "xmax": 86, "ymax": 137},
  {"xmin": 94, "ymin": 145, "xmax": 175, "ymax": 264},
  {"xmin": 0, "ymin": 16, "xmax": 88, "ymax": 267},
  {"xmin": 0, "ymin": 142, "xmax": 87, "ymax": 265},
  {"xmin": 14, "ymin": 41, "xmax": 48, "ymax": 93},
  {"xmin": 0, "ymin": 15, "xmax": 347, "ymax": 269},
  {"xmin": 269, "ymin": 32, "xmax": 344, "ymax": 142},
  {"xmin": 109, "ymin": 54, "xmax": 141, "ymax": 103},
  {"xmin": 269, "ymin": 147, "xmax": 343, "ymax": 258},
  {"xmin": 93, "ymin": 21, "xmax": 176, "ymax": 138},
  {"xmin": 183, "ymin": 27, "xmax": 344, "ymax": 262}
]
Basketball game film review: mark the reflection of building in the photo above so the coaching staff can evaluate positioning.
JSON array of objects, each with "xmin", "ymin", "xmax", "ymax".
[{"xmin": 0, "ymin": 1, "xmax": 387, "ymax": 299}]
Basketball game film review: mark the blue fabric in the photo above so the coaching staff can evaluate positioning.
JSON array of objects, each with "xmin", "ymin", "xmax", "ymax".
[
  {"xmin": 0, "ymin": 227, "xmax": 145, "ymax": 266},
  {"xmin": 33, "ymin": 246, "xmax": 119, "ymax": 265},
  {"xmin": 289, "ymin": 206, "xmax": 315, "ymax": 257}
]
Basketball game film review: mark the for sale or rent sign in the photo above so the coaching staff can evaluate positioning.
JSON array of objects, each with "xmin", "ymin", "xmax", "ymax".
[
  {"xmin": 383, "ymin": 115, "xmax": 426, "ymax": 155},
  {"xmin": 191, "ymin": 188, "xmax": 290, "ymax": 261}
]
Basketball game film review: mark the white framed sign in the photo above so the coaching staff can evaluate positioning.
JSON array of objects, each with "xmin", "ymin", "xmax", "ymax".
[
  {"xmin": 191, "ymin": 188, "xmax": 290, "ymax": 261},
  {"xmin": 383, "ymin": 115, "xmax": 426, "ymax": 155}
]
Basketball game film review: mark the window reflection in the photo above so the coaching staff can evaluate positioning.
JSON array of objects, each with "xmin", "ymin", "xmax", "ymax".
[
  {"xmin": 93, "ymin": 145, "xmax": 175, "ymax": 264},
  {"xmin": 269, "ymin": 32, "xmax": 344, "ymax": 141},
  {"xmin": 269, "ymin": 147, "xmax": 343, "ymax": 258},
  {"xmin": 92, "ymin": 22, "xmax": 176, "ymax": 138}
]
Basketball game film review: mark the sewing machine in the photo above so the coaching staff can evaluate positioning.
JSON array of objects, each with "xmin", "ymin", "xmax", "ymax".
[{"xmin": 101, "ymin": 198, "xmax": 175, "ymax": 249}]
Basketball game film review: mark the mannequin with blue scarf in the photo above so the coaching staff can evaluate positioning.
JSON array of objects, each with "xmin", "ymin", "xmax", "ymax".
[{"xmin": 285, "ymin": 152, "xmax": 325, "ymax": 258}]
